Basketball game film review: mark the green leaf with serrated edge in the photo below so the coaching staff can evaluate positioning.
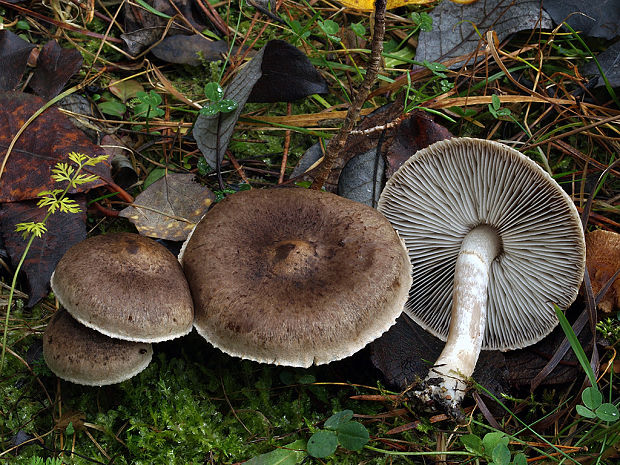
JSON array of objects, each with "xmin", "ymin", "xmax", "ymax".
[
  {"xmin": 483, "ymin": 432, "xmax": 509, "ymax": 455},
  {"xmin": 492, "ymin": 443, "xmax": 511, "ymax": 465},
  {"xmin": 582, "ymin": 387, "xmax": 603, "ymax": 409},
  {"xmin": 324, "ymin": 410, "xmax": 354, "ymax": 430},
  {"xmin": 204, "ymin": 82, "xmax": 224, "ymax": 101},
  {"xmin": 335, "ymin": 421, "xmax": 369, "ymax": 451},
  {"xmin": 576, "ymin": 404, "xmax": 597, "ymax": 418},
  {"xmin": 595, "ymin": 403, "xmax": 619, "ymax": 422},
  {"xmin": 512, "ymin": 452, "xmax": 527, "ymax": 465},
  {"xmin": 461, "ymin": 434, "xmax": 483, "ymax": 456},
  {"xmin": 243, "ymin": 439, "xmax": 306, "ymax": 465},
  {"xmin": 307, "ymin": 431, "xmax": 338, "ymax": 458}
]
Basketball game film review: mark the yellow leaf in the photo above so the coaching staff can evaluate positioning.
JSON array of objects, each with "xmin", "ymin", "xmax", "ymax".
[{"xmin": 337, "ymin": 0, "xmax": 435, "ymax": 12}]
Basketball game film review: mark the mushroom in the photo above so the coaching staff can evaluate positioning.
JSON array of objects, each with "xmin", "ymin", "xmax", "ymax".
[
  {"xmin": 180, "ymin": 187, "xmax": 412, "ymax": 367},
  {"xmin": 43, "ymin": 309, "xmax": 153, "ymax": 386},
  {"xmin": 51, "ymin": 233, "xmax": 194, "ymax": 342},
  {"xmin": 585, "ymin": 229, "xmax": 620, "ymax": 313},
  {"xmin": 377, "ymin": 137, "xmax": 585, "ymax": 410}
]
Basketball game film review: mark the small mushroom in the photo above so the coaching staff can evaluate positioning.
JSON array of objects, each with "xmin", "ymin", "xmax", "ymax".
[
  {"xmin": 585, "ymin": 229, "xmax": 620, "ymax": 313},
  {"xmin": 378, "ymin": 137, "xmax": 585, "ymax": 411},
  {"xmin": 43, "ymin": 309, "xmax": 153, "ymax": 386},
  {"xmin": 51, "ymin": 233, "xmax": 194, "ymax": 342},
  {"xmin": 180, "ymin": 188, "xmax": 412, "ymax": 367}
]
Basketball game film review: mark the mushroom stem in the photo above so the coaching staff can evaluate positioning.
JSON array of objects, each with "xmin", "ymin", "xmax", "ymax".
[{"xmin": 423, "ymin": 225, "xmax": 501, "ymax": 409}]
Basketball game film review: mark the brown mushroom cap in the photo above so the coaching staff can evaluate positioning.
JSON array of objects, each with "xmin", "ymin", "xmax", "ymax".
[
  {"xmin": 43, "ymin": 309, "xmax": 153, "ymax": 386},
  {"xmin": 586, "ymin": 229, "xmax": 620, "ymax": 313},
  {"xmin": 180, "ymin": 188, "xmax": 412, "ymax": 367},
  {"xmin": 51, "ymin": 233, "xmax": 194, "ymax": 342}
]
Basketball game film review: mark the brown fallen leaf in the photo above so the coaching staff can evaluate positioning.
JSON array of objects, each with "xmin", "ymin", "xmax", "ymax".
[
  {"xmin": 0, "ymin": 30, "xmax": 35, "ymax": 92},
  {"xmin": 0, "ymin": 91, "xmax": 112, "ymax": 203},
  {"xmin": 585, "ymin": 229, "xmax": 620, "ymax": 313},
  {"xmin": 28, "ymin": 40, "xmax": 83, "ymax": 100},
  {"xmin": 119, "ymin": 172, "xmax": 215, "ymax": 241}
]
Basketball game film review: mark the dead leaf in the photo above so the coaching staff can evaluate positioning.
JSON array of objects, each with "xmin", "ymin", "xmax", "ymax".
[
  {"xmin": 109, "ymin": 79, "xmax": 144, "ymax": 102},
  {"xmin": 337, "ymin": 148, "xmax": 385, "ymax": 207},
  {"xmin": 585, "ymin": 229, "xmax": 620, "ymax": 313},
  {"xmin": 247, "ymin": 39, "xmax": 329, "ymax": 103},
  {"xmin": 543, "ymin": 0, "xmax": 619, "ymax": 40},
  {"xmin": 101, "ymin": 134, "xmax": 138, "ymax": 188},
  {"xmin": 151, "ymin": 35, "xmax": 230, "ymax": 66},
  {"xmin": 0, "ymin": 196, "xmax": 87, "ymax": 306},
  {"xmin": 0, "ymin": 30, "xmax": 35, "ymax": 91},
  {"xmin": 29, "ymin": 40, "xmax": 83, "ymax": 100},
  {"xmin": 415, "ymin": 0, "xmax": 553, "ymax": 68},
  {"xmin": 119, "ymin": 172, "xmax": 215, "ymax": 241},
  {"xmin": 193, "ymin": 46, "xmax": 265, "ymax": 169},
  {"xmin": 583, "ymin": 40, "xmax": 620, "ymax": 89},
  {"xmin": 0, "ymin": 91, "xmax": 112, "ymax": 203}
]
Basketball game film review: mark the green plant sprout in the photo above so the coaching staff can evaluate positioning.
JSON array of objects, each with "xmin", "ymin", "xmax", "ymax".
[
  {"xmin": 555, "ymin": 306, "xmax": 619, "ymax": 423},
  {"xmin": 28, "ymin": 457, "xmax": 63, "ymax": 465},
  {"xmin": 1, "ymin": 151, "xmax": 108, "ymax": 372},
  {"xmin": 199, "ymin": 82, "xmax": 238, "ymax": 116},
  {"xmin": 306, "ymin": 410, "xmax": 370, "ymax": 459},
  {"xmin": 461, "ymin": 432, "xmax": 527, "ymax": 465},
  {"xmin": 130, "ymin": 90, "xmax": 165, "ymax": 133}
]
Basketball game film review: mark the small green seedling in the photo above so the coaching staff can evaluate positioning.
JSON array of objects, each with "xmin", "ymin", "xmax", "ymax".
[
  {"xmin": 2, "ymin": 152, "xmax": 107, "ymax": 370},
  {"xmin": 576, "ymin": 387, "xmax": 619, "ymax": 422},
  {"xmin": 306, "ymin": 410, "xmax": 370, "ymax": 459},
  {"xmin": 488, "ymin": 94, "xmax": 512, "ymax": 119},
  {"xmin": 461, "ymin": 432, "xmax": 527, "ymax": 465},
  {"xmin": 29, "ymin": 457, "xmax": 63, "ymax": 465},
  {"xmin": 318, "ymin": 19, "xmax": 341, "ymax": 43},
  {"xmin": 199, "ymin": 82, "xmax": 238, "ymax": 116}
]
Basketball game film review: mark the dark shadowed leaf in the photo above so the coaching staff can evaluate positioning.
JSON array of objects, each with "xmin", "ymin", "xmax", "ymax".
[
  {"xmin": 0, "ymin": 30, "xmax": 35, "ymax": 91},
  {"xmin": 415, "ymin": 0, "xmax": 552, "ymax": 68},
  {"xmin": 247, "ymin": 39, "xmax": 329, "ymax": 103},
  {"xmin": 0, "ymin": 91, "xmax": 112, "ymax": 202},
  {"xmin": 0, "ymin": 196, "xmax": 87, "ymax": 306},
  {"xmin": 543, "ymin": 0, "xmax": 619, "ymax": 40},
  {"xmin": 28, "ymin": 40, "xmax": 83, "ymax": 100},
  {"xmin": 243, "ymin": 439, "xmax": 306, "ymax": 465},
  {"xmin": 337, "ymin": 148, "xmax": 385, "ymax": 207},
  {"xmin": 101, "ymin": 134, "xmax": 138, "ymax": 188},
  {"xmin": 307, "ymin": 431, "xmax": 338, "ymax": 459},
  {"xmin": 121, "ymin": 27, "xmax": 169, "ymax": 56},
  {"xmin": 193, "ymin": 46, "xmax": 265, "ymax": 169},
  {"xmin": 583, "ymin": 41, "xmax": 620, "ymax": 89},
  {"xmin": 119, "ymin": 172, "xmax": 215, "ymax": 241},
  {"xmin": 151, "ymin": 35, "xmax": 230, "ymax": 66}
]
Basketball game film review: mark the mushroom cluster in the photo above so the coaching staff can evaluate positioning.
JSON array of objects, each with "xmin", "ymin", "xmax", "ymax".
[
  {"xmin": 378, "ymin": 138, "xmax": 586, "ymax": 411},
  {"xmin": 45, "ymin": 233, "xmax": 194, "ymax": 385}
]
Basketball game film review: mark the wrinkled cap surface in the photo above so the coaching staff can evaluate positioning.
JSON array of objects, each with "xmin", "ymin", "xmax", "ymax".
[
  {"xmin": 181, "ymin": 188, "xmax": 412, "ymax": 367},
  {"xmin": 378, "ymin": 137, "xmax": 586, "ymax": 351},
  {"xmin": 51, "ymin": 232, "xmax": 194, "ymax": 342},
  {"xmin": 43, "ymin": 309, "xmax": 153, "ymax": 386}
]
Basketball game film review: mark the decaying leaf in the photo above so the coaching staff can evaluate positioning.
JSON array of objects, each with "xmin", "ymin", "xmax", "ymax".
[
  {"xmin": 585, "ymin": 229, "xmax": 620, "ymax": 313},
  {"xmin": 0, "ymin": 197, "xmax": 87, "ymax": 306},
  {"xmin": 543, "ymin": 0, "xmax": 619, "ymax": 40},
  {"xmin": 109, "ymin": 79, "xmax": 145, "ymax": 102},
  {"xmin": 28, "ymin": 40, "xmax": 83, "ymax": 100},
  {"xmin": 194, "ymin": 40, "xmax": 327, "ymax": 169},
  {"xmin": 119, "ymin": 172, "xmax": 215, "ymax": 241},
  {"xmin": 0, "ymin": 91, "xmax": 112, "ymax": 202},
  {"xmin": 101, "ymin": 134, "xmax": 138, "ymax": 188},
  {"xmin": 293, "ymin": 100, "xmax": 451, "ymax": 193},
  {"xmin": 337, "ymin": 148, "xmax": 385, "ymax": 207},
  {"xmin": 583, "ymin": 40, "xmax": 620, "ymax": 89},
  {"xmin": 415, "ymin": 0, "xmax": 553, "ymax": 67},
  {"xmin": 0, "ymin": 30, "xmax": 35, "ymax": 91},
  {"xmin": 151, "ymin": 35, "xmax": 230, "ymax": 66},
  {"xmin": 247, "ymin": 39, "xmax": 329, "ymax": 103}
]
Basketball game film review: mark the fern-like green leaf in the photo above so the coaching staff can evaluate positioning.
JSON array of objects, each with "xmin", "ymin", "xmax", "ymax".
[
  {"xmin": 83, "ymin": 154, "xmax": 109, "ymax": 166},
  {"xmin": 71, "ymin": 173, "xmax": 100, "ymax": 186},
  {"xmin": 51, "ymin": 163, "xmax": 75, "ymax": 182},
  {"xmin": 15, "ymin": 222, "xmax": 47, "ymax": 239},
  {"xmin": 58, "ymin": 198, "xmax": 82, "ymax": 214},
  {"xmin": 68, "ymin": 151, "xmax": 88, "ymax": 165}
]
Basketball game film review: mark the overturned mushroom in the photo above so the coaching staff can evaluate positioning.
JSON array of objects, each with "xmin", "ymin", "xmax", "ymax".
[
  {"xmin": 180, "ymin": 188, "xmax": 412, "ymax": 367},
  {"xmin": 585, "ymin": 229, "xmax": 620, "ymax": 313},
  {"xmin": 378, "ymin": 137, "xmax": 585, "ymax": 412},
  {"xmin": 43, "ymin": 309, "xmax": 153, "ymax": 386},
  {"xmin": 51, "ymin": 233, "xmax": 194, "ymax": 342}
]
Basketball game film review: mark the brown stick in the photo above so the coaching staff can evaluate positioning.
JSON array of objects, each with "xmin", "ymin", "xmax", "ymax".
[{"xmin": 310, "ymin": 0, "xmax": 387, "ymax": 190}]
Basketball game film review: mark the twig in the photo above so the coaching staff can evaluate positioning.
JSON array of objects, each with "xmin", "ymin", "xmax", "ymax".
[{"xmin": 310, "ymin": 0, "xmax": 388, "ymax": 190}]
